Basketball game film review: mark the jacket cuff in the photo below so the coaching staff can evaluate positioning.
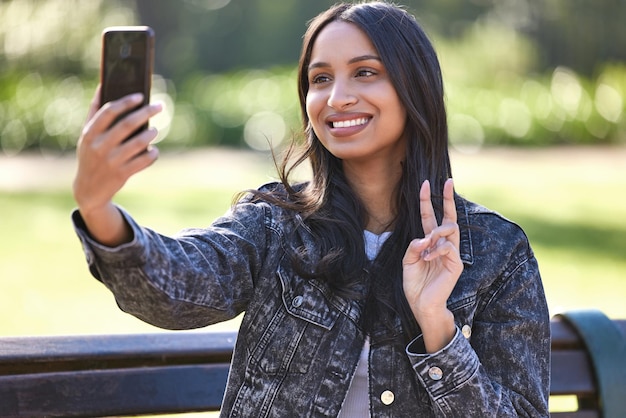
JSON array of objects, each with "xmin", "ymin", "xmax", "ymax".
[
  {"xmin": 405, "ymin": 327, "xmax": 480, "ymax": 399},
  {"xmin": 71, "ymin": 206, "xmax": 146, "ymax": 267}
]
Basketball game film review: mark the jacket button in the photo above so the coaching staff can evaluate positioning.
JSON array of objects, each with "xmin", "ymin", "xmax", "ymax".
[
  {"xmin": 380, "ymin": 390, "xmax": 395, "ymax": 405},
  {"xmin": 428, "ymin": 366, "xmax": 443, "ymax": 381},
  {"xmin": 292, "ymin": 295, "xmax": 304, "ymax": 308},
  {"xmin": 462, "ymin": 324, "xmax": 472, "ymax": 339}
]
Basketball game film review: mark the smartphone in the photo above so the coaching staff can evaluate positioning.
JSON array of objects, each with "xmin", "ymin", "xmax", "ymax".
[{"xmin": 100, "ymin": 26, "xmax": 155, "ymax": 137}]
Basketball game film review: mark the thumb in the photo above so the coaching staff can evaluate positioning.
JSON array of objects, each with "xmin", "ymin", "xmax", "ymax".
[
  {"xmin": 85, "ymin": 85, "xmax": 102, "ymax": 123},
  {"xmin": 403, "ymin": 238, "xmax": 430, "ymax": 266}
]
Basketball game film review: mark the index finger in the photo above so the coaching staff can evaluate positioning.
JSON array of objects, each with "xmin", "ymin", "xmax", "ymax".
[
  {"xmin": 90, "ymin": 92, "xmax": 145, "ymax": 134},
  {"xmin": 420, "ymin": 180, "xmax": 438, "ymax": 235}
]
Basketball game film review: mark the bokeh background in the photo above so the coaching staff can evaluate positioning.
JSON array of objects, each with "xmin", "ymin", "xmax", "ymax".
[
  {"xmin": 1, "ymin": 1, "xmax": 625, "ymax": 336},
  {"xmin": 1, "ymin": 1, "xmax": 625, "ymax": 413},
  {"xmin": 2, "ymin": 0, "xmax": 626, "ymax": 154}
]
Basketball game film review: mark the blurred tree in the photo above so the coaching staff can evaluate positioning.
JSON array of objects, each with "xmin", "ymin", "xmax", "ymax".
[
  {"xmin": 0, "ymin": 0, "xmax": 139, "ymax": 154},
  {"xmin": 134, "ymin": 0, "xmax": 625, "ymax": 79},
  {"xmin": 523, "ymin": 0, "xmax": 626, "ymax": 76},
  {"xmin": 1, "ymin": 0, "xmax": 624, "ymax": 154},
  {"xmin": 0, "ymin": 0, "xmax": 138, "ymax": 75},
  {"xmin": 134, "ymin": 0, "xmax": 339, "ymax": 78}
]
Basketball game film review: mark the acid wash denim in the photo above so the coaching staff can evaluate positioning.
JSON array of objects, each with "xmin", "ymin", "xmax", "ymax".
[{"xmin": 72, "ymin": 183, "xmax": 550, "ymax": 417}]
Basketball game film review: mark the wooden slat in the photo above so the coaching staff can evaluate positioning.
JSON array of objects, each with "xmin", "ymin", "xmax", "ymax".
[
  {"xmin": 551, "ymin": 412, "xmax": 599, "ymax": 418},
  {"xmin": 0, "ymin": 364, "xmax": 228, "ymax": 417},
  {"xmin": 549, "ymin": 350, "xmax": 595, "ymax": 395},
  {"xmin": 0, "ymin": 331, "xmax": 237, "ymax": 375},
  {"xmin": 549, "ymin": 318, "xmax": 626, "ymax": 397},
  {"xmin": 550, "ymin": 318, "xmax": 586, "ymax": 349},
  {"xmin": 0, "ymin": 320, "xmax": 623, "ymax": 417}
]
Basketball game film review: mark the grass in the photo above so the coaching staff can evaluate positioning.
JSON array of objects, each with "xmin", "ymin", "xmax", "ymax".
[
  {"xmin": 1, "ymin": 145, "xmax": 624, "ymax": 414},
  {"xmin": 451, "ymin": 146, "xmax": 626, "ymax": 318},
  {"xmin": 1, "ymin": 145, "xmax": 625, "ymax": 336}
]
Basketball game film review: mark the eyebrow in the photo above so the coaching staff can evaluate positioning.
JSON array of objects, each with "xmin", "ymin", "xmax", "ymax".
[{"xmin": 308, "ymin": 54, "xmax": 381, "ymax": 72}]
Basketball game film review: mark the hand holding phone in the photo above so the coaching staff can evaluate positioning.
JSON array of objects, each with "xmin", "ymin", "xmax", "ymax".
[
  {"xmin": 100, "ymin": 26, "xmax": 155, "ymax": 137},
  {"xmin": 73, "ymin": 27, "xmax": 158, "ymax": 246}
]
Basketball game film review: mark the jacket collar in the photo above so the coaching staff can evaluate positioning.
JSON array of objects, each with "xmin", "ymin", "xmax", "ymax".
[{"xmin": 456, "ymin": 196, "xmax": 475, "ymax": 266}]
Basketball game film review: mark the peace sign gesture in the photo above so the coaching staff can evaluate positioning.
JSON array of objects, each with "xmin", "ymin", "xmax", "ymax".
[{"xmin": 402, "ymin": 178, "xmax": 463, "ymax": 352}]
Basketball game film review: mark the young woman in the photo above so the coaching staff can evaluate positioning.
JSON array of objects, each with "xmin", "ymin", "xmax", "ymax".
[{"xmin": 72, "ymin": 2, "xmax": 550, "ymax": 416}]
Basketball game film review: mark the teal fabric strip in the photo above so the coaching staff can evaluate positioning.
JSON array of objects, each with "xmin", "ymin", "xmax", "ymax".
[{"xmin": 556, "ymin": 310, "xmax": 626, "ymax": 418}]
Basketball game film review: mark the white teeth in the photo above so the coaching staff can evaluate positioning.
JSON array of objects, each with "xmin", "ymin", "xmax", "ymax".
[{"xmin": 332, "ymin": 118, "xmax": 368, "ymax": 128}]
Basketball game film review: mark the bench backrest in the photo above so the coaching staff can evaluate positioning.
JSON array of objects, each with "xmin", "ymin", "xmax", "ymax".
[
  {"xmin": 0, "ymin": 317, "xmax": 624, "ymax": 417},
  {"xmin": 550, "ymin": 313, "xmax": 626, "ymax": 418},
  {"xmin": 0, "ymin": 331, "xmax": 234, "ymax": 416}
]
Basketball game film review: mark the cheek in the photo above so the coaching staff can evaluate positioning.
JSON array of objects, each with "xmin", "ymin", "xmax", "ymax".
[
  {"xmin": 395, "ymin": 105, "xmax": 408, "ymax": 128},
  {"xmin": 305, "ymin": 93, "xmax": 324, "ymax": 128},
  {"xmin": 387, "ymin": 93, "xmax": 408, "ymax": 128}
]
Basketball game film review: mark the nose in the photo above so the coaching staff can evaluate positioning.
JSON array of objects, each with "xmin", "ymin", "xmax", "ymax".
[{"xmin": 327, "ymin": 80, "xmax": 357, "ymax": 110}]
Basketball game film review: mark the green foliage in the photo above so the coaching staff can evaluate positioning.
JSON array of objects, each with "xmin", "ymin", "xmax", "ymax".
[
  {"xmin": 0, "ymin": 71, "xmax": 93, "ymax": 154},
  {"xmin": 0, "ymin": 0, "xmax": 137, "ymax": 155},
  {"xmin": 440, "ymin": 23, "xmax": 626, "ymax": 147},
  {"xmin": 162, "ymin": 67, "xmax": 301, "ymax": 150},
  {"xmin": 0, "ymin": 0, "xmax": 625, "ymax": 155}
]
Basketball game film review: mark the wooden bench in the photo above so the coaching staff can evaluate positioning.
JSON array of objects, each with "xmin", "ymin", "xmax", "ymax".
[{"xmin": 0, "ymin": 310, "xmax": 624, "ymax": 417}]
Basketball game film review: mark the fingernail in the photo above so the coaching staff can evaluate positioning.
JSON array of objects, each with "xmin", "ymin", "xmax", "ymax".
[{"xmin": 129, "ymin": 93, "xmax": 143, "ymax": 102}]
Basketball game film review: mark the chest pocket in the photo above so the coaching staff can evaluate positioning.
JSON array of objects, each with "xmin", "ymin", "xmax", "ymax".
[
  {"xmin": 279, "ymin": 267, "xmax": 346, "ymax": 330},
  {"xmin": 246, "ymin": 265, "xmax": 346, "ymax": 375}
]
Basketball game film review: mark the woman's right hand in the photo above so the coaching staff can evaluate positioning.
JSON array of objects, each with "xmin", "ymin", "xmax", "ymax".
[{"xmin": 72, "ymin": 87, "xmax": 162, "ymax": 246}]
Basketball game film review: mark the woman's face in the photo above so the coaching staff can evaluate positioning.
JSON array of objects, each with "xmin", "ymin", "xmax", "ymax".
[{"xmin": 305, "ymin": 21, "xmax": 408, "ymax": 165}]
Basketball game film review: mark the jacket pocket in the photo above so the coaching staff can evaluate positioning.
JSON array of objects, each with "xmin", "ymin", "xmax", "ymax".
[{"xmin": 245, "ymin": 265, "xmax": 343, "ymax": 375}]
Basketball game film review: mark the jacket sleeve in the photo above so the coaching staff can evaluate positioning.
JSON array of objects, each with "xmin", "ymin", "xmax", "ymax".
[
  {"xmin": 405, "ymin": 248, "xmax": 550, "ymax": 417},
  {"xmin": 71, "ymin": 201, "xmax": 269, "ymax": 330}
]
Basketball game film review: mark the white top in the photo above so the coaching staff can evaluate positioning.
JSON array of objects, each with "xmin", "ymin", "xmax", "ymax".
[
  {"xmin": 338, "ymin": 230, "xmax": 391, "ymax": 417},
  {"xmin": 363, "ymin": 230, "xmax": 392, "ymax": 261}
]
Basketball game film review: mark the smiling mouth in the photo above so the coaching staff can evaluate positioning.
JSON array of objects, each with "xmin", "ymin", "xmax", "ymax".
[{"xmin": 330, "ymin": 117, "xmax": 370, "ymax": 129}]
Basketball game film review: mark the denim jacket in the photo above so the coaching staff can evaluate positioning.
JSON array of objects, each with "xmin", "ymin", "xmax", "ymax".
[{"xmin": 72, "ymin": 183, "xmax": 550, "ymax": 417}]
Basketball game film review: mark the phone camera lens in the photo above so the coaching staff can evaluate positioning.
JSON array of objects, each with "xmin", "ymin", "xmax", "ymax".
[{"xmin": 120, "ymin": 43, "xmax": 132, "ymax": 59}]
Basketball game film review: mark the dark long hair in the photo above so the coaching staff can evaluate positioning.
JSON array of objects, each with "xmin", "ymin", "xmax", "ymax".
[{"xmin": 250, "ymin": 2, "xmax": 452, "ymax": 340}]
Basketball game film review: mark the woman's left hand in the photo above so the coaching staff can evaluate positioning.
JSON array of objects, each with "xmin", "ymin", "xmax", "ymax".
[{"xmin": 402, "ymin": 178, "xmax": 463, "ymax": 351}]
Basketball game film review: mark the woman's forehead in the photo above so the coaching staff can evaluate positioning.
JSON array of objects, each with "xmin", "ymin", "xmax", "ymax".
[{"xmin": 309, "ymin": 21, "xmax": 377, "ymax": 64}]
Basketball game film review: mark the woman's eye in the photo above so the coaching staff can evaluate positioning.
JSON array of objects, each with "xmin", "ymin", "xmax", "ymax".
[
  {"xmin": 311, "ymin": 74, "xmax": 330, "ymax": 84},
  {"xmin": 356, "ymin": 69, "xmax": 376, "ymax": 78}
]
